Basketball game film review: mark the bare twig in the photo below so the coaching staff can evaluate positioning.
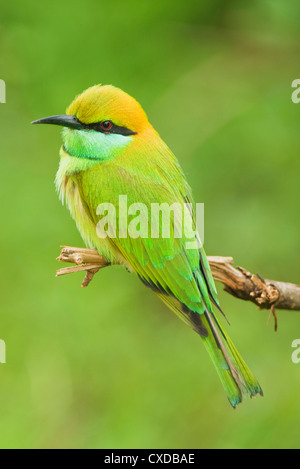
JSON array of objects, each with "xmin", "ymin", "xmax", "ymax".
[
  {"xmin": 56, "ymin": 246, "xmax": 109, "ymax": 287},
  {"xmin": 56, "ymin": 247, "xmax": 300, "ymax": 314}
]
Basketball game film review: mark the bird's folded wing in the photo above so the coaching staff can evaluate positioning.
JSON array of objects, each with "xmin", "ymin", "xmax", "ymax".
[{"xmin": 79, "ymin": 156, "xmax": 219, "ymax": 318}]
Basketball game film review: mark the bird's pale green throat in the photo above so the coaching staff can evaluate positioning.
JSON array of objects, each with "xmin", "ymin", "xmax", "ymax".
[{"xmin": 62, "ymin": 127, "xmax": 133, "ymax": 161}]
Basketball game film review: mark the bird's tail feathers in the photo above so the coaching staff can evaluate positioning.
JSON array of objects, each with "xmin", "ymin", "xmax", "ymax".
[
  {"xmin": 154, "ymin": 290, "xmax": 262, "ymax": 408},
  {"xmin": 200, "ymin": 308, "xmax": 263, "ymax": 408}
]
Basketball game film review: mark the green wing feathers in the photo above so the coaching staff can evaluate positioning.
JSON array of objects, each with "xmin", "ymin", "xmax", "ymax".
[{"xmin": 77, "ymin": 136, "xmax": 263, "ymax": 407}]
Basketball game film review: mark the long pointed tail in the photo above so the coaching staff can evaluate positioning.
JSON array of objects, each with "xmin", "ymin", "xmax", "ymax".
[
  {"xmin": 155, "ymin": 289, "xmax": 263, "ymax": 408},
  {"xmin": 200, "ymin": 309, "xmax": 263, "ymax": 408}
]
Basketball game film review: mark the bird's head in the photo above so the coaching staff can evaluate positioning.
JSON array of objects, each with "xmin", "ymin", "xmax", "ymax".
[{"xmin": 32, "ymin": 85, "xmax": 149, "ymax": 161}]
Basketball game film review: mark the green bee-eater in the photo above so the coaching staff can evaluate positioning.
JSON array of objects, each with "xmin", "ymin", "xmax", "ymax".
[{"xmin": 33, "ymin": 85, "xmax": 263, "ymax": 407}]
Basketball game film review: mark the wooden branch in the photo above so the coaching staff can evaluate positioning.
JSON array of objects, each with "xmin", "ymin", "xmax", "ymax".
[
  {"xmin": 56, "ymin": 246, "xmax": 109, "ymax": 287},
  {"xmin": 56, "ymin": 247, "xmax": 300, "ymax": 318},
  {"xmin": 207, "ymin": 256, "xmax": 300, "ymax": 311}
]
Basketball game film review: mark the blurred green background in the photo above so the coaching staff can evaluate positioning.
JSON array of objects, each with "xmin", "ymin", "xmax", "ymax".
[{"xmin": 0, "ymin": 0, "xmax": 299, "ymax": 449}]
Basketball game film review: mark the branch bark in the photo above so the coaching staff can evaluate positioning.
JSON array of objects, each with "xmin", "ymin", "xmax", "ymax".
[{"xmin": 56, "ymin": 246, "xmax": 300, "ymax": 315}]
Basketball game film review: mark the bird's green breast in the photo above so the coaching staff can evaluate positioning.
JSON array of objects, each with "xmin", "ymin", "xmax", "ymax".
[{"xmin": 55, "ymin": 146, "xmax": 127, "ymax": 264}]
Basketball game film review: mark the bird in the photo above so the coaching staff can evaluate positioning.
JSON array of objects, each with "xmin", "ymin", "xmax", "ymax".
[{"xmin": 32, "ymin": 84, "xmax": 263, "ymax": 408}]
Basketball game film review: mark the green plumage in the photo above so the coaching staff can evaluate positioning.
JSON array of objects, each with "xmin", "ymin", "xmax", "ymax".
[{"xmin": 36, "ymin": 84, "xmax": 263, "ymax": 407}]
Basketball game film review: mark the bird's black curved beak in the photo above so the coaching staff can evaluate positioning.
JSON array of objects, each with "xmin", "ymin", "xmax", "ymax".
[{"xmin": 31, "ymin": 115, "xmax": 83, "ymax": 130}]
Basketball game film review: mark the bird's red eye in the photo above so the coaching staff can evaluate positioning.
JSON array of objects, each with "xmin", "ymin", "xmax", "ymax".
[{"xmin": 101, "ymin": 121, "xmax": 112, "ymax": 131}]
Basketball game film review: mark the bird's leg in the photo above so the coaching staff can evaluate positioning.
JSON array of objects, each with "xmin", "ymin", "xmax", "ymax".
[{"xmin": 56, "ymin": 246, "xmax": 110, "ymax": 287}]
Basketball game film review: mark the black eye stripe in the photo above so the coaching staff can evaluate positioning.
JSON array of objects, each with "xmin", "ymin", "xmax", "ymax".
[{"xmin": 85, "ymin": 121, "xmax": 137, "ymax": 136}]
